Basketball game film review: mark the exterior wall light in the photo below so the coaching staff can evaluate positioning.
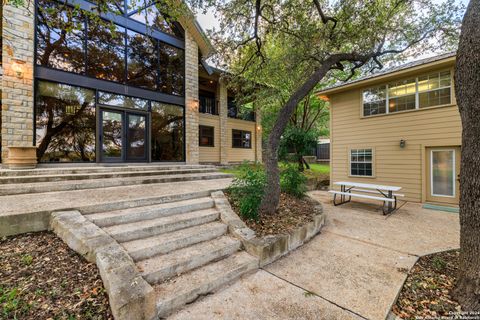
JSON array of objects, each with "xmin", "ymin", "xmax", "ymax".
[
  {"xmin": 257, "ymin": 125, "xmax": 262, "ymax": 131},
  {"xmin": 400, "ymin": 139, "xmax": 406, "ymax": 148},
  {"xmin": 318, "ymin": 95, "xmax": 330, "ymax": 102},
  {"xmin": 191, "ymin": 99, "xmax": 199, "ymax": 111},
  {"xmin": 11, "ymin": 59, "xmax": 26, "ymax": 79}
]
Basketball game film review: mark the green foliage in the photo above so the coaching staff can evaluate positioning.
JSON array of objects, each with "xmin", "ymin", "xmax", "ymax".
[
  {"xmin": 280, "ymin": 163, "xmax": 307, "ymax": 198},
  {"xmin": 227, "ymin": 162, "xmax": 266, "ymax": 220},
  {"xmin": 279, "ymin": 126, "xmax": 319, "ymax": 161},
  {"xmin": 0, "ymin": 287, "xmax": 32, "ymax": 319},
  {"xmin": 432, "ymin": 256, "xmax": 448, "ymax": 272},
  {"xmin": 21, "ymin": 254, "xmax": 33, "ymax": 266}
]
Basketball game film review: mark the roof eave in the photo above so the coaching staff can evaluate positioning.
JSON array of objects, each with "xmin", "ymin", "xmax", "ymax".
[{"xmin": 316, "ymin": 55, "xmax": 456, "ymax": 97}]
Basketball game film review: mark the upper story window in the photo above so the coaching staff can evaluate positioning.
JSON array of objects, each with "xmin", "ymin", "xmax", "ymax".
[
  {"xmin": 129, "ymin": 3, "xmax": 184, "ymax": 38},
  {"xmin": 362, "ymin": 70, "xmax": 452, "ymax": 117},
  {"xmin": 36, "ymin": 0, "xmax": 185, "ymax": 96},
  {"xmin": 199, "ymin": 91, "xmax": 217, "ymax": 115}
]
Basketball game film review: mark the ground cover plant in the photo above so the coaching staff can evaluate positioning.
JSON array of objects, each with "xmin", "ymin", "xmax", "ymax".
[{"xmin": 0, "ymin": 232, "xmax": 112, "ymax": 320}]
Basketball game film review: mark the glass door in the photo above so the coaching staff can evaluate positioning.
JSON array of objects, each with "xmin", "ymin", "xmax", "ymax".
[
  {"xmin": 426, "ymin": 147, "xmax": 460, "ymax": 205},
  {"xmin": 126, "ymin": 113, "xmax": 147, "ymax": 161},
  {"xmin": 100, "ymin": 109, "xmax": 124, "ymax": 162}
]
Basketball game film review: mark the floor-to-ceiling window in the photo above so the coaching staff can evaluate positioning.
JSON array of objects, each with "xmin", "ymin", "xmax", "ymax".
[{"xmin": 34, "ymin": 0, "xmax": 186, "ymax": 162}]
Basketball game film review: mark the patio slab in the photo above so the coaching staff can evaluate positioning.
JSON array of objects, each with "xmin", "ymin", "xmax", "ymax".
[{"xmin": 171, "ymin": 191, "xmax": 460, "ymax": 320}]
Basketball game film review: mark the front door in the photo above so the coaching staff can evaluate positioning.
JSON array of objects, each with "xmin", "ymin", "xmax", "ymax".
[
  {"xmin": 426, "ymin": 147, "xmax": 460, "ymax": 205},
  {"xmin": 100, "ymin": 109, "xmax": 148, "ymax": 162}
]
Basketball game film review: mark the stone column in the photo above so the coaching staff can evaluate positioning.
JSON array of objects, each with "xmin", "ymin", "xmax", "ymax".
[
  {"xmin": 217, "ymin": 78, "xmax": 228, "ymax": 165},
  {"xmin": 255, "ymin": 109, "xmax": 263, "ymax": 163},
  {"xmin": 1, "ymin": 2, "xmax": 36, "ymax": 167},
  {"xmin": 184, "ymin": 30, "xmax": 199, "ymax": 164}
]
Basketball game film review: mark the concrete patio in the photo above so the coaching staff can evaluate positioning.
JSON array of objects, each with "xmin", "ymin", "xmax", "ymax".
[{"xmin": 170, "ymin": 190, "xmax": 460, "ymax": 320}]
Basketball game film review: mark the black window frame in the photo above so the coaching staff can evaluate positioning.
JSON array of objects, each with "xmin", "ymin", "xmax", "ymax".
[
  {"xmin": 34, "ymin": 0, "xmax": 186, "ymax": 104},
  {"xmin": 199, "ymin": 125, "xmax": 215, "ymax": 147},
  {"xmin": 199, "ymin": 91, "xmax": 217, "ymax": 115},
  {"xmin": 232, "ymin": 129, "xmax": 252, "ymax": 149}
]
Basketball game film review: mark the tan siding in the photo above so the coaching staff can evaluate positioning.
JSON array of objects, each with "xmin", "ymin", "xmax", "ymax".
[
  {"xmin": 330, "ymin": 71, "xmax": 462, "ymax": 203},
  {"xmin": 227, "ymin": 118, "xmax": 257, "ymax": 162},
  {"xmin": 199, "ymin": 114, "xmax": 221, "ymax": 163}
]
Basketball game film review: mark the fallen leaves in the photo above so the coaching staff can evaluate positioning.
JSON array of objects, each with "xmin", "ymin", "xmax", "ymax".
[
  {"xmin": 0, "ymin": 232, "xmax": 113, "ymax": 320},
  {"xmin": 392, "ymin": 250, "xmax": 461, "ymax": 320}
]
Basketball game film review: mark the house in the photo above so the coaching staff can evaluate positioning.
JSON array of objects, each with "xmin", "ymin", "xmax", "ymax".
[
  {"xmin": 0, "ymin": 0, "xmax": 262, "ymax": 168},
  {"xmin": 316, "ymin": 52, "xmax": 461, "ymax": 206}
]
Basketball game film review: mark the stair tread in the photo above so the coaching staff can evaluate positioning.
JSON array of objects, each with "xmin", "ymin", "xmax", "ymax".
[
  {"xmin": 86, "ymin": 197, "xmax": 214, "ymax": 224},
  {"xmin": 0, "ymin": 172, "xmax": 229, "ymax": 188},
  {"xmin": 153, "ymin": 251, "xmax": 258, "ymax": 307},
  {"xmin": 122, "ymin": 222, "xmax": 227, "ymax": 256},
  {"xmin": 138, "ymin": 236, "xmax": 241, "ymax": 278},
  {"xmin": 104, "ymin": 208, "xmax": 219, "ymax": 237}
]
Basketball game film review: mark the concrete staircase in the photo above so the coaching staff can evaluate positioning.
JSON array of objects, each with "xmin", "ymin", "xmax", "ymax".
[
  {"xmin": 0, "ymin": 165, "xmax": 231, "ymax": 195},
  {"xmin": 83, "ymin": 193, "xmax": 259, "ymax": 318}
]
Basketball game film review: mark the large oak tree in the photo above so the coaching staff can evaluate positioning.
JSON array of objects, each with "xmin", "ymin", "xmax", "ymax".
[{"xmin": 454, "ymin": 0, "xmax": 480, "ymax": 311}]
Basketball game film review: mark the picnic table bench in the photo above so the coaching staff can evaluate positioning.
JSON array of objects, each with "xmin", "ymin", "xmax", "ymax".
[{"xmin": 329, "ymin": 181, "xmax": 404, "ymax": 215}]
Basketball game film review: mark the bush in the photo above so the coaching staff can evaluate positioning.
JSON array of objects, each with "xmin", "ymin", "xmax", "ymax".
[
  {"xmin": 227, "ymin": 162, "xmax": 266, "ymax": 220},
  {"xmin": 280, "ymin": 163, "xmax": 307, "ymax": 198}
]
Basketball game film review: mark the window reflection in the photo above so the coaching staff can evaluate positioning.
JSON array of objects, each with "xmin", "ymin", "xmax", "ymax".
[
  {"xmin": 87, "ymin": 21, "xmax": 126, "ymax": 82},
  {"xmin": 159, "ymin": 43, "xmax": 185, "ymax": 96},
  {"xmin": 129, "ymin": 4, "xmax": 184, "ymax": 38},
  {"xmin": 151, "ymin": 102, "xmax": 184, "ymax": 161},
  {"xmin": 127, "ymin": 30, "xmax": 158, "ymax": 90},
  {"xmin": 35, "ymin": 81, "xmax": 96, "ymax": 162},
  {"xmin": 36, "ymin": 0, "xmax": 85, "ymax": 74},
  {"xmin": 98, "ymin": 91, "xmax": 149, "ymax": 110}
]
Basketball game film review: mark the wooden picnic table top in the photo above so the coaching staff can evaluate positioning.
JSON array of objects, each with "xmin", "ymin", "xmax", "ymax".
[{"xmin": 333, "ymin": 181, "xmax": 402, "ymax": 192}]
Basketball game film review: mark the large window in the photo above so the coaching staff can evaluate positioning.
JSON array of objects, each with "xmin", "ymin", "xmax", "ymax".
[
  {"xmin": 35, "ymin": 81, "xmax": 96, "ymax": 162},
  {"xmin": 199, "ymin": 126, "xmax": 214, "ymax": 147},
  {"xmin": 350, "ymin": 149, "xmax": 373, "ymax": 177},
  {"xmin": 36, "ymin": 0, "xmax": 85, "ymax": 74},
  {"xmin": 232, "ymin": 130, "xmax": 252, "ymax": 149},
  {"xmin": 129, "ymin": 3, "xmax": 184, "ymax": 38},
  {"xmin": 199, "ymin": 91, "xmax": 217, "ymax": 115},
  {"xmin": 363, "ymin": 71, "xmax": 452, "ymax": 117},
  {"xmin": 228, "ymin": 97, "xmax": 256, "ymax": 122},
  {"xmin": 151, "ymin": 102, "xmax": 184, "ymax": 161},
  {"xmin": 36, "ymin": 0, "xmax": 185, "ymax": 97}
]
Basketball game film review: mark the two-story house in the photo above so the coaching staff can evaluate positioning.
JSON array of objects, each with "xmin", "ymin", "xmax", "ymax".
[{"xmin": 317, "ymin": 52, "xmax": 461, "ymax": 206}]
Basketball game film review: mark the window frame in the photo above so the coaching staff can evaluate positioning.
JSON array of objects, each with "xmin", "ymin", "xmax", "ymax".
[
  {"xmin": 199, "ymin": 125, "xmax": 215, "ymax": 147},
  {"xmin": 361, "ymin": 70, "xmax": 453, "ymax": 117},
  {"xmin": 348, "ymin": 148, "xmax": 375, "ymax": 178},
  {"xmin": 232, "ymin": 129, "xmax": 252, "ymax": 149}
]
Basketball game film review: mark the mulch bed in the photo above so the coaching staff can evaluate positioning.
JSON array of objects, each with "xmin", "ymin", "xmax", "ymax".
[
  {"xmin": 393, "ymin": 249, "xmax": 461, "ymax": 319},
  {"xmin": 227, "ymin": 192, "xmax": 318, "ymax": 237},
  {"xmin": 0, "ymin": 231, "xmax": 113, "ymax": 320}
]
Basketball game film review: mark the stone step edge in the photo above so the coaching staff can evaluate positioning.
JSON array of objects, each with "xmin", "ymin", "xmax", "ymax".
[
  {"xmin": 0, "ymin": 168, "xmax": 219, "ymax": 184},
  {"xmin": 155, "ymin": 252, "xmax": 259, "ymax": 318},
  {"xmin": 49, "ymin": 210, "xmax": 156, "ymax": 320},
  {"xmin": 139, "ymin": 236, "xmax": 242, "ymax": 285},
  {"xmin": 0, "ymin": 172, "xmax": 233, "ymax": 194}
]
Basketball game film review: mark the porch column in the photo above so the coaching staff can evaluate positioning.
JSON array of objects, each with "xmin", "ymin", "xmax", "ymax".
[
  {"xmin": 1, "ymin": 2, "xmax": 36, "ymax": 168},
  {"xmin": 255, "ymin": 109, "xmax": 263, "ymax": 163},
  {"xmin": 217, "ymin": 78, "xmax": 228, "ymax": 165},
  {"xmin": 184, "ymin": 30, "xmax": 199, "ymax": 164}
]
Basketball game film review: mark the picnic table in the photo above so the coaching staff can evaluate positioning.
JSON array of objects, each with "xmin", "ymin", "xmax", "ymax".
[{"xmin": 329, "ymin": 181, "xmax": 403, "ymax": 215}]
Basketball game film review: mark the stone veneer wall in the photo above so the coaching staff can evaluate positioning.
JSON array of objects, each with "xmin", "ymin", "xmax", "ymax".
[
  {"xmin": 1, "ymin": 2, "xmax": 35, "ymax": 162},
  {"xmin": 184, "ymin": 30, "xmax": 200, "ymax": 164},
  {"xmin": 217, "ymin": 78, "xmax": 228, "ymax": 164}
]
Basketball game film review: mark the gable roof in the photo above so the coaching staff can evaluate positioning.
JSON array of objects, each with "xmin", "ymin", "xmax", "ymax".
[{"xmin": 316, "ymin": 51, "xmax": 456, "ymax": 96}]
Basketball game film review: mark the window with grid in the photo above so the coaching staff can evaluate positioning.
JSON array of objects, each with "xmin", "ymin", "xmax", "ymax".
[
  {"xmin": 232, "ymin": 130, "xmax": 252, "ymax": 148},
  {"xmin": 199, "ymin": 126, "xmax": 214, "ymax": 147},
  {"xmin": 350, "ymin": 149, "xmax": 373, "ymax": 177},
  {"xmin": 362, "ymin": 70, "xmax": 452, "ymax": 117}
]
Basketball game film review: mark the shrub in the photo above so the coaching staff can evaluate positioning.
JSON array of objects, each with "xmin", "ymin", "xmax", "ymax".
[
  {"xmin": 280, "ymin": 163, "xmax": 307, "ymax": 198},
  {"xmin": 227, "ymin": 162, "xmax": 266, "ymax": 220}
]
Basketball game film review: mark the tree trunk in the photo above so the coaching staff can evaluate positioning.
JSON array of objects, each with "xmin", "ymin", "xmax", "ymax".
[
  {"xmin": 259, "ymin": 59, "xmax": 335, "ymax": 214},
  {"xmin": 453, "ymin": 0, "xmax": 480, "ymax": 311}
]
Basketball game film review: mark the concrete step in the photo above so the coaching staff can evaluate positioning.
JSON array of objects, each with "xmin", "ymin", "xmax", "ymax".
[
  {"xmin": 0, "ymin": 168, "xmax": 218, "ymax": 184},
  {"xmin": 86, "ymin": 197, "xmax": 215, "ymax": 227},
  {"xmin": 104, "ymin": 209, "xmax": 220, "ymax": 243},
  {"xmin": 138, "ymin": 236, "xmax": 241, "ymax": 285},
  {"xmin": 154, "ymin": 251, "xmax": 259, "ymax": 317},
  {"xmin": 122, "ymin": 222, "xmax": 228, "ymax": 261},
  {"xmin": 0, "ymin": 172, "xmax": 232, "ymax": 196},
  {"xmin": 0, "ymin": 164, "xmax": 216, "ymax": 177}
]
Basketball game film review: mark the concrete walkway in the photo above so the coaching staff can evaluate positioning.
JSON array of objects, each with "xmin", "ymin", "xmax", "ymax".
[{"xmin": 170, "ymin": 191, "xmax": 460, "ymax": 320}]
